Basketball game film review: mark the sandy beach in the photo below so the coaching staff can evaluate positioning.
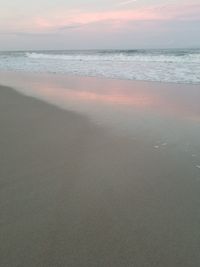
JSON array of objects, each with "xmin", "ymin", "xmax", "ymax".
[
  {"xmin": 1, "ymin": 80, "xmax": 200, "ymax": 267},
  {"xmin": 1, "ymin": 0, "xmax": 200, "ymax": 264}
]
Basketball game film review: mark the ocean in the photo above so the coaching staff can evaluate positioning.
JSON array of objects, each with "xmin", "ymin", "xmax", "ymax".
[{"xmin": 0, "ymin": 49, "xmax": 200, "ymax": 84}]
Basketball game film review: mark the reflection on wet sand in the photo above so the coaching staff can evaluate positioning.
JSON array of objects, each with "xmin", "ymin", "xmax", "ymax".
[
  {"xmin": 36, "ymin": 86, "xmax": 155, "ymax": 107},
  {"xmin": 0, "ymin": 71, "xmax": 200, "ymax": 124}
]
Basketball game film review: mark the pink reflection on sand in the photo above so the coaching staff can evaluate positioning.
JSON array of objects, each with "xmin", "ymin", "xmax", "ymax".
[
  {"xmin": 0, "ymin": 71, "xmax": 199, "ymax": 122},
  {"xmin": 34, "ymin": 84, "xmax": 156, "ymax": 108},
  {"xmin": 31, "ymin": 78, "xmax": 200, "ymax": 122}
]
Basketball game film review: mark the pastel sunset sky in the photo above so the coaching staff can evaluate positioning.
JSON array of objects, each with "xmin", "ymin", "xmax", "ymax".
[{"xmin": 0, "ymin": 0, "xmax": 199, "ymax": 50}]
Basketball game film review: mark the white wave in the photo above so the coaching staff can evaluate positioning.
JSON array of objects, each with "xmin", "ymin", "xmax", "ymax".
[
  {"xmin": 25, "ymin": 51, "xmax": 200, "ymax": 64},
  {"xmin": 25, "ymin": 52, "xmax": 116, "ymax": 61}
]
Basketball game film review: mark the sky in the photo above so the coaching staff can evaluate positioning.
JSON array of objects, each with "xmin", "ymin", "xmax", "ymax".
[{"xmin": 0, "ymin": 0, "xmax": 199, "ymax": 50}]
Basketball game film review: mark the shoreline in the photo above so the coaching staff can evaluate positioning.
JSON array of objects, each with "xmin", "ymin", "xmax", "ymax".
[{"xmin": 1, "ymin": 69, "xmax": 200, "ymax": 86}]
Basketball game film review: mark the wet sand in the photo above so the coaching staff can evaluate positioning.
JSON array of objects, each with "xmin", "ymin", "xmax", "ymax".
[{"xmin": 1, "ymin": 83, "xmax": 200, "ymax": 266}]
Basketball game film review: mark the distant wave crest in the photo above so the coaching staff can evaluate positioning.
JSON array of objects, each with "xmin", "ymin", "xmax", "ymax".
[{"xmin": 25, "ymin": 50, "xmax": 200, "ymax": 64}]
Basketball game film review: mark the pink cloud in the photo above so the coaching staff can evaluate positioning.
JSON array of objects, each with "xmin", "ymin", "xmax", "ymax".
[
  {"xmin": 33, "ymin": 1, "xmax": 199, "ymax": 31},
  {"xmin": 1, "ymin": 1, "xmax": 199, "ymax": 34},
  {"xmin": 30, "ymin": 9, "xmax": 160, "ymax": 32}
]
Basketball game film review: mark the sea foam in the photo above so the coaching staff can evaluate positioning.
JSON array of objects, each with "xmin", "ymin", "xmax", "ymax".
[{"xmin": 0, "ymin": 49, "xmax": 200, "ymax": 84}]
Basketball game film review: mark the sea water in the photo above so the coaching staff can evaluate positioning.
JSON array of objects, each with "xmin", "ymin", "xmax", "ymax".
[{"xmin": 0, "ymin": 49, "xmax": 200, "ymax": 84}]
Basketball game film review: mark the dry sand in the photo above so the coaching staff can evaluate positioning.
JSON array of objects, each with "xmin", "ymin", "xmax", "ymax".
[{"xmin": 1, "ymin": 85, "xmax": 200, "ymax": 266}]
